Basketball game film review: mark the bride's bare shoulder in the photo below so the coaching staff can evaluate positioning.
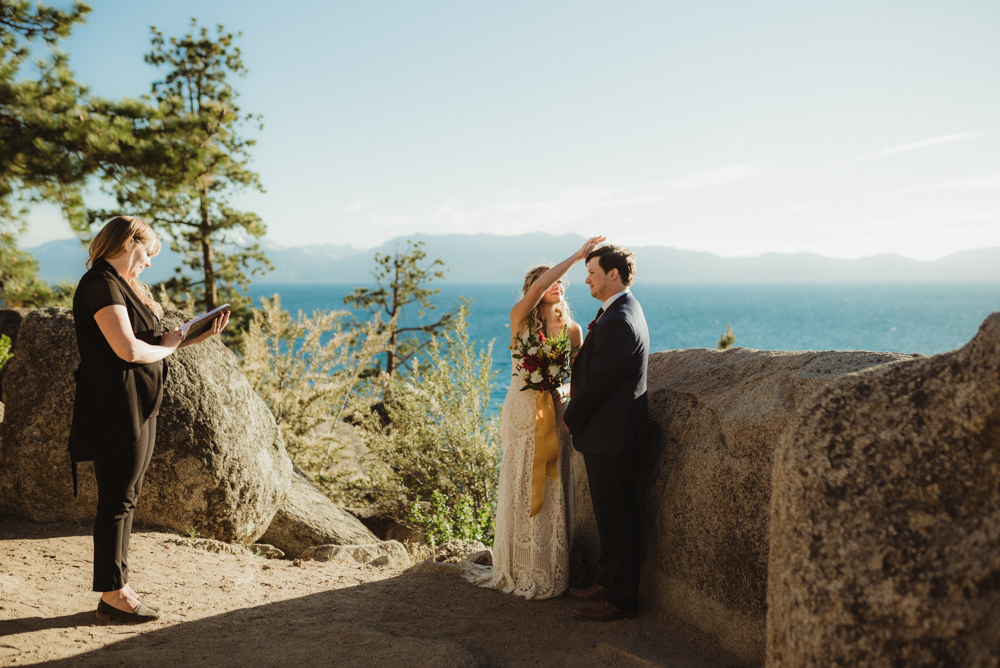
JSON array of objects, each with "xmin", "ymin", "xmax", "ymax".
[{"xmin": 567, "ymin": 320, "xmax": 584, "ymax": 346}]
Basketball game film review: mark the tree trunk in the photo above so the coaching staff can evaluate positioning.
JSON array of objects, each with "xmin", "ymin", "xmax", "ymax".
[
  {"xmin": 386, "ymin": 269, "xmax": 400, "ymax": 377},
  {"xmin": 385, "ymin": 332, "xmax": 396, "ymax": 378},
  {"xmin": 200, "ymin": 197, "xmax": 216, "ymax": 311},
  {"xmin": 201, "ymin": 237, "xmax": 216, "ymax": 312}
]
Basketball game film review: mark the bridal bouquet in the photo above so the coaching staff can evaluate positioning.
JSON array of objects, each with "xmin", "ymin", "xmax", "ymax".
[{"xmin": 510, "ymin": 326, "xmax": 573, "ymax": 393}]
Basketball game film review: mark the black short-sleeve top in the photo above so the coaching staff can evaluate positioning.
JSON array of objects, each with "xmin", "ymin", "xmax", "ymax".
[{"xmin": 69, "ymin": 259, "xmax": 165, "ymax": 462}]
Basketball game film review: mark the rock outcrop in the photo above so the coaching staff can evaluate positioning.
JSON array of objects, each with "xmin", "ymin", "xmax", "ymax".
[
  {"xmin": 302, "ymin": 540, "xmax": 411, "ymax": 569},
  {"xmin": 259, "ymin": 463, "xmax": 378, "ymax": 557},
  {"xmin": 0, "ymin": 307, "xmax": 29, "ymax": 352},
  {"xmin": 571, "ymin": 347, "xmax": 915, "ymax": 666},
  {"xmin": 0, "ymin": 308, "xmax": 292, "ymax": 544},
  {"xmin": 250, "ymin": 544, "xmax": 285, "ymax": 559},
  {"xmin": 431, "ymin": 539, "xmax": 491, "ymax": 566},
  {"xmin": 162, "ymin": 537, "xmax": 258, "ymax": 557},
  {"xmin": 346, "ymin": 505, "xmax": 427, "ymax": 544},
  {"xmin": 768, "ymin": 313, "xmax": 1000, "ymax": 667},
  {"xmin": 0, "ymin": 307, "xmax": 31, "ymax": 406}
]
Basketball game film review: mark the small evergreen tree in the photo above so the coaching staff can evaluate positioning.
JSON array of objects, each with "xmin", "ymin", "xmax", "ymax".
[{"xmin": 345, "ymin": 240, "xmax": 461, "ymax": 377}]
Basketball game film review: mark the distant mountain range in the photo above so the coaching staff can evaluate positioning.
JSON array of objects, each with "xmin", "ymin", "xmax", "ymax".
[{"xmin": 27, "ymin": 234, "xmax": 1000, "ymax": 285}]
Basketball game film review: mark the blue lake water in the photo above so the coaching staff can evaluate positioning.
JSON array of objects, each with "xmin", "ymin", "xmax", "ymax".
[{"xmin": 249, "ymin": 282, "xmax": 1000, "ymax": 408}]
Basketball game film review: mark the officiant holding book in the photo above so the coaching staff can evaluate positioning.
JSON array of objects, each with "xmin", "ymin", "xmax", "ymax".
[{"xmin": 69, "ymin": 216, "xmax": 229, "ymax": 623}]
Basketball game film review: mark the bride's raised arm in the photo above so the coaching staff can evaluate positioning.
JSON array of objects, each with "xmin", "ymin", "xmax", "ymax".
[{"xmin": 509, "ymin": 235, "xmax": 605, "ymax": 330}]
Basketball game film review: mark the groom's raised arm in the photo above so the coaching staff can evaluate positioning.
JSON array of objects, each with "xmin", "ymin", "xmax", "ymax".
[{"xmin": 564, "ymin": 318, "xmax": 637, "ymax": 433}]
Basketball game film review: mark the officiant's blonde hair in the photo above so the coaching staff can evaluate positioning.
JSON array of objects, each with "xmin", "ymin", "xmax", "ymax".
[
  {"xmin": 87, "ymin": 216, "xmax": 164, "ymax": 317},
  {"xmin": 521, "ymin": 265, "xmax": 573, "ymax": 335}
]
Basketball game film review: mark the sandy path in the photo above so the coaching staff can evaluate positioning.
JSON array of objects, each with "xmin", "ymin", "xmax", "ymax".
[{"xmin": 0, "ymin": 519, "xmax": 738, "ymax": 667}]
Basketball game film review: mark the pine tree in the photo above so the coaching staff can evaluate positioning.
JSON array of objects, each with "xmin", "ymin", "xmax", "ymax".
[
  {"xmin": 0, "ymin": 1, "xmax": 155, "ymax": 306},
  {"xmin": 86, "ymin": 20, "xmax": 270, "ymax": 325},
  {"xmin": 345, "ymin": 240, "xmax": 461, "ymax": 377},
  {"xmin": 1, "ymin": 1, "xmax": 91, "ymax": 226},
  {"xmin": 1, "ymin": 1, "xmax": 88, "ymax": 305}
]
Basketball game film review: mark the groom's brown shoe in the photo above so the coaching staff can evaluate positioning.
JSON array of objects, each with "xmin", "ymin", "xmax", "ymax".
[
  {"xmin": 572, "ymin": 600, "xmax": 639, "ymax": 622},
  {"xmin": 566, "ymin": 582, "xmax": 609, "ymax": 602}
]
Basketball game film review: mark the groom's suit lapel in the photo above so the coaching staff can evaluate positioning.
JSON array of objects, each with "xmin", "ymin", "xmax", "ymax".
[{"xmin": 578, "ymin": 293, "xmax": 630, "ymax": 359}]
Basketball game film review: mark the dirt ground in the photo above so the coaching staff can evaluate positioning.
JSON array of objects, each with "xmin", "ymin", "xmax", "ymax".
[{"xmin": 0, "ymin": 518, "xmax": 740, "ymax": 667}]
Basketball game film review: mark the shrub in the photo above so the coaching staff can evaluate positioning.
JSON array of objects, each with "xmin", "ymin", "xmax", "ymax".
[
  {"xmin": 717, "ymin": 323, "xmax": 736, "ymax": 350},
  {"xmin": 409, "ymin": 489, "xmax": 494, "ymax": 548},
  {"xmin": 0, "ymin": 334, "xmax": 12, "ymax": 372},
  {"xmin": 239, "ymin": 295, "xmax": 387, "ymax": 502},
  {"xmin": 361, "ymin": 310, "xmax": 501, "ymax": 545}
]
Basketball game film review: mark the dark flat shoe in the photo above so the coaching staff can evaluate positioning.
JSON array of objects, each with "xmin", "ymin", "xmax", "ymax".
[
  {"xmin": 136, "ymin": 598, "xmax": 161, "ymax": 613},
  {"xmin": 96, "ymin": 599, "xmax": 162, "ymax": 623}
]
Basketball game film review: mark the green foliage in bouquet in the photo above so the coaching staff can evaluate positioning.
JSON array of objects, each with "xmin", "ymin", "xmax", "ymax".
[{"xmin": 510, "ymin": 325, "xmax": 573, "ymax": 392}]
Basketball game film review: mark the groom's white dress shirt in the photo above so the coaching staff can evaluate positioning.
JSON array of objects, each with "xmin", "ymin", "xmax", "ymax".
[{"xmin": 596, "ymin": 288, "xmax": 631, "ymax": 324}]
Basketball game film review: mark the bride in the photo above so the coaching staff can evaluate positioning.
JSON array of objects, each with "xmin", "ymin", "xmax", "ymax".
[{"xmin": 467, "ymin": 235, "xmax": 605, "ymax": 599}]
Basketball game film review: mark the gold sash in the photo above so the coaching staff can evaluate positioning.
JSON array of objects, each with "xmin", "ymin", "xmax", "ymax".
[{"xmin": 530, "ymin": 391, "xmax": 561, "ymax": 517}]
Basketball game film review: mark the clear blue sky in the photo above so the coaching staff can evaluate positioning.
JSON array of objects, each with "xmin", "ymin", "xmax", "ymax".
[{"xmin": 22, "ymin": 0, "xmax": 1000, "ymax": 260}]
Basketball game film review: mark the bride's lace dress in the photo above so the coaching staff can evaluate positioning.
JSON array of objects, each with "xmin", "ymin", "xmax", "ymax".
[{"xmin": 465, "ymin": 354, "xmax": 574, "ymax": 599}]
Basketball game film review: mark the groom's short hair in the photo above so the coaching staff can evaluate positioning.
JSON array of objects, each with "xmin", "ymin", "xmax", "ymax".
[{"xmin": 586, "ymin": 245, "xmax": 636, "ymax": 286}]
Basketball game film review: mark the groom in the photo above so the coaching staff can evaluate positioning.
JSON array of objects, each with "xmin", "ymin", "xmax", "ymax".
[{"xmin": 563, "ymin": 244, "xmax": 650, "ymax": 622}]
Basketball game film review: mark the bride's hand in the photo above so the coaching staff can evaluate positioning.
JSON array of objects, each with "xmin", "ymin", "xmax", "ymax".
[{"xmin": 579, "ymin": 235, "xmax": 606, "ymax": 259}]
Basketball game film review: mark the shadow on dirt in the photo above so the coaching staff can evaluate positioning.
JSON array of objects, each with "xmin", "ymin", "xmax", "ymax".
[{"xmin": 11, "ymin": 566, "xmax": 737, "ymax": 667}]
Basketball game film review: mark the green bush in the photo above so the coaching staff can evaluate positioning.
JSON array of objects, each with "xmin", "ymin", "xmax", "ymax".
[
  {"xmin": 0, "ymin": 334, "xmax": 12, "ymax": 372},
  {"xmin": 361, "ymin": 310, "xmax": 501, "ymax": 545},
  {"xmin": 409, "ymin": 489, "xmax": 495, "ymax": 548},
  {"xmin": 717, "ymin": 323, "xmax": 736, "ymax": 350},
  {"xmin": 239, "ymin": 295, "xmax": 387, "ymax": 502}
]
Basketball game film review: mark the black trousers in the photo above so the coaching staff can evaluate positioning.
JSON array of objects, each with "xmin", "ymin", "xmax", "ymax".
[
  {"xmin": 584, "ymin": 451, "xmax": 642, "ymax": 610},
  {"xmin": 92, "ymin": 417, "xmax": 157, "ymax": 592}
]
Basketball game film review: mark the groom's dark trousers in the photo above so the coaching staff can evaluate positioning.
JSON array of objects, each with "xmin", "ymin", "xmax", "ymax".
[{"xmin": 564, "ymin": 292, "xmax": 650, "ymax": 611}]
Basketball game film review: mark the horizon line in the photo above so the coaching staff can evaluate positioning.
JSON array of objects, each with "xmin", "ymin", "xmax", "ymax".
[{"xmin": 25, "ymin": 233, "xmax": 1000, "ymax": 265}]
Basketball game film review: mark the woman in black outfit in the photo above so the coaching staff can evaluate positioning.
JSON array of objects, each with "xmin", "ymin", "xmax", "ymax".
[{"xmin": 70, "ymin": 216, "xmax": 228, "ymax": 623}]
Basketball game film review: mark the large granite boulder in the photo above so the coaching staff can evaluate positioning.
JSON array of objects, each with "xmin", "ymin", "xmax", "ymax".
[
  {"xmin": 0, "ymin": 308, "xmax": 30, "ymax": 399},
  {"xmin": 0, "ymin": 308, "xmax": 293, "ymax": 544},
  {"xmin": 259, "ymin": 462, "xmax": 378, "ymax": 557},
  {"xmin": 0, "ymin": 307, "xmax": 30, "ymax": 349},
  {"xmin": 571, "ymin": 347, "xmax": 914, "ymax": 666},
  {"xmin": 768, "ymin": 313, "xmax": 1000, "ymax": 667}
]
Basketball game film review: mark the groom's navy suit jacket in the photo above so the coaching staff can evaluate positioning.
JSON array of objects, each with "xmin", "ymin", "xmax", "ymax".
[{"xmin": 565, "ymin": 292, "xmax": 650, "ymax": 456}]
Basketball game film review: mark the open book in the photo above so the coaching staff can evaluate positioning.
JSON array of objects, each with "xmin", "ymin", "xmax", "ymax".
[{"xmin": 181, "ymin": 304, "xmax": 230, "ymax": 339}]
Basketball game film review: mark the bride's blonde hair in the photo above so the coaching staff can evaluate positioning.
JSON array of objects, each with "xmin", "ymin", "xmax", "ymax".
[
  {"xmin": 520, "ymin": 265, "xmax": 573, "ymax": 335},
  {"xmin": 87, "ymin": 216, "xmax": 164, "ymax": 318}
]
